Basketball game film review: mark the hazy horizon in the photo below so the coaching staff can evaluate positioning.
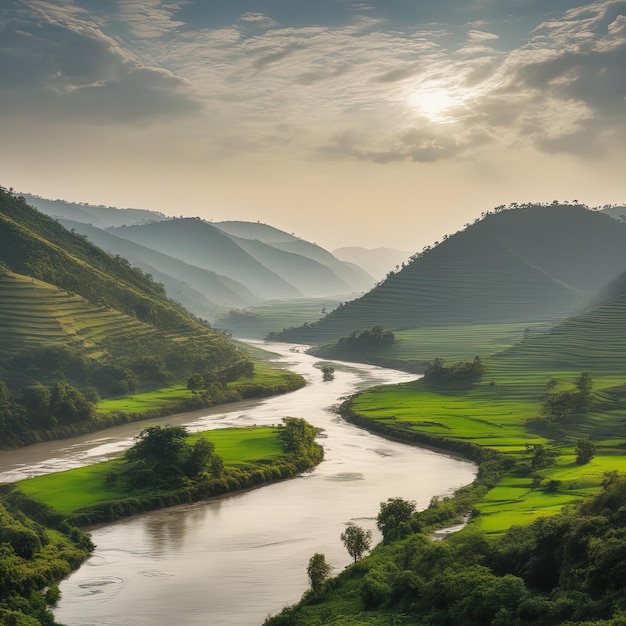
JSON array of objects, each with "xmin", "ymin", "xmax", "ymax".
[{"xmin": 1, "ymin": 1, "xmax": 624, "ymax": 250}]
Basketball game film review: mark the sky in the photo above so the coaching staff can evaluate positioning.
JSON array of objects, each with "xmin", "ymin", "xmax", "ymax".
[{"xmin": 1, "ymin": 0, "xmax": 624, "ymax": 251}]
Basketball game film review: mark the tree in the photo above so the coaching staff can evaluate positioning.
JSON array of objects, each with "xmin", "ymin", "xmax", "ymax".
[
  {"xmin": 186, "ymin": 373, "xmax": 204, "ymax": 394},
  {"xmin": 125, "ymin": 425, "xmax": 190, "ymax": 481},
  {"xmin": 321, "ymin": 365, "xmax": 335, "ymax": 381},
  {"xmin": 525, "ymin": 443, "xmax": 557, "ymax": 470},
  {"xmin": 277, "ymin": 417, "xmax": 320, "ymax": 454},
  {"xmin": 376, "ymin": 497, "xmax": 416, "ymax": 541},
  {"xmin": 307, "ymin": 553, "xmax": 332, "ymax": 596},
  {"xmin": 21, "ymin": 382, "xmax": 53, "ymax": 427},
  {"xmin": 340, "ymin": 523, "xmax": 372, "ymax": 562},
  {"xmin": 574, "ymin": 371, "xmax": 592, "ymax": 412},
  {"xmin": 49, "ymin": 382, "xmax": 93, "ymax": 423},
  {"xmin": 575, "ymin": 437, "xmax": 596, "ymax": 465}
]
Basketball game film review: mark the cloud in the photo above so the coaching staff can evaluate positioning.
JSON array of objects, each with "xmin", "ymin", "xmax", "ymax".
[
  {"xmin": 2, "ymin": 0, "xmax": 623, "ymax": 163},
  {"xmin": 0, "ymin": 0, "xmax": 200, "ymax": 123},
  {"xmin": 116, "ymin": 0, "xmax": 185, "ymax": 39}
]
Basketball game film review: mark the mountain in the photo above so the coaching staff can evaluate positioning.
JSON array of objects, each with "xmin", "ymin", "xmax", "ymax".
[
  {"xmin": 274, "ymin": 204, "xmax": 626, "ymax": 344},
  {"xmin": 601, "ymin": 205, "xmax": 626, "ymax": 222},
  {"xmin": 333, "ymin": 246, "xmax": 411, "ymax": 281},
  {"xmin": 58, "ymin": 219, "xmax": 257, "ymax": 315},
  {"xmin": 0, "ymin": 188, "xmax": 246, "ymax": 395},
  {"xmin": 215, "ymin": 220, "xmax": 375, "ymax": 294},
  {"xmin": 222, "ymin": 233, "xmax": 352, "ymax": 297},
  {"xmin": 109, "ymin": 219, "xmax": 302, "ymax": 300},
  {"xmin": 214, "ymin": 220, "xmax": 300, "ymax": 243},
  {"xmin": 493, "ymin": 269, "xmax": 626, "ymax": 373},
  {"xmin": 268, "ymin": 238, "xmax": 374, "ymax": 293},
  {"xmin": 22, "ymin": 193, "xmax": 167, "ymax": 228}
]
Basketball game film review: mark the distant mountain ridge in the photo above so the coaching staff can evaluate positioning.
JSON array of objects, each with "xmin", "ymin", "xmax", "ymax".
[
  {"xmin": 274, "ymin": 204, "xmax": 626, "ymax": 344},
  {"xmin": 109, "ymin": 218, "xmax": 303, "ymax": 300},
  {"xmin": 59, "ymin": 219, "xmax": 257, "ymax": 315},
  {"xmin": 23, "ymin": 193, "xmax": 167, "ymax": 228},
  {"xmin": 333, "ymin": 246, "xmax": 411, "ymax": 281},
  {"xmin": 601, "ymin": 205, "xmax": 626, "ymax": 222},
  {"xmin": 22, "ymin": 195, "xmax": 374, "ymax": 310}
]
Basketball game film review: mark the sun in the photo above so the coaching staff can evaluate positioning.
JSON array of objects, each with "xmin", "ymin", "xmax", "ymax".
[{"xmin": 408, "ymin": 84, "xmax": 464, "ymax": 123}]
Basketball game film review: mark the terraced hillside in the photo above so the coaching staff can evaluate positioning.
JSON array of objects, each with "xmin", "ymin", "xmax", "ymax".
[
  {"xmin": 492, "ymin": 270, "xmax": 626, "ymax": 375},
  {"xmin": 0, "ymin": 271, "xmax": 156, "ymax": 359},
  {"xmin": 0, "ymin": 187, "xmax": 248, "ymax": 406},
  {"xmin": 274, "ymin": 204, "xmax": 626, "ymax": 344}
]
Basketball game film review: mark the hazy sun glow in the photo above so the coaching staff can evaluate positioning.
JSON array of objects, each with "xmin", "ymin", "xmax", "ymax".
[{"xmin": 408, "ymin": 85, "xmax": 465, "ymax": 123}]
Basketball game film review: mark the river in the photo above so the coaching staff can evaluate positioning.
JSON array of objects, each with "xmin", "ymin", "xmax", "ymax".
[{"xmin": 0, "ymin": 342, "xmax": 476, "ymax": 625}]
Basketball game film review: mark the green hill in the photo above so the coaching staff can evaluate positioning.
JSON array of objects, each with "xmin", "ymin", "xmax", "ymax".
[
  {"xmin": 0, "ymin": 188, "xmax": 255, "ymax": 443},
  {"xmin": 59, "ymin": 219, "xmax": 257, "ymax": 314},
  {"xmin": 215, "ymin": 220, "xmax": 375, "ymax": 293},
  {"xmin": 110, "ymin": 218, "xmax": 303, "ymax": 299},
  {"xmin": 491, "ymin": 270, "xmax": 626, "ymax": 374},
  {"xmin": 225, "ymin": 232, "xmax": 353, "ymax": 297},
  {"xmin": 274, "ymin": 204, "xmax": 626, "ymax": 343}
]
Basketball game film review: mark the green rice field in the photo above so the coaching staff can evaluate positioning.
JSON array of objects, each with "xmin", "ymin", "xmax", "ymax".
[{"xmin": 347, "ymin": 306, "xmax": 626, "ymax": 535}]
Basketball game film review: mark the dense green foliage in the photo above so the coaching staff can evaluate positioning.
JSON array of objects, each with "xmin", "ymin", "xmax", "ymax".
[
  {"xmin": 0, "ymin": 487, "xmax": 92, "ymax": 625},
  {"xmin": 0, "ymin": 187, "xmax": 317, "ymax": 447},
  {"xmin": 265, "ymin": 474, "xmax": 626, "ymax": 626},
  {"xmin": 376, "ymin": 498, "xmax": 417, "ymax": 542},
  {"xmin": 120, "ymin": 425, "xmax": 224, "ymax": 488}
]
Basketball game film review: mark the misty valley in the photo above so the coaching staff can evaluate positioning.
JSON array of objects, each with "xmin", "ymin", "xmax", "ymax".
[{"xmin": 1, "ymin": 188, "xmax": 626, "ymax": 626}]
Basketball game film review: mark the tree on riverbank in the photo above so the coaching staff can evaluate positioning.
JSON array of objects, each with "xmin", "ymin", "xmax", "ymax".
[
  {"xmin": 340, "ymin": 523, "xmax": 372, "ymax": 562},
  {"xmin": 307, "ymin": 553, "xmax": 332, "ymax": 597},
  {"xmin": 377, "ymin": 497, "xmax": 416, "ymax": 542}
]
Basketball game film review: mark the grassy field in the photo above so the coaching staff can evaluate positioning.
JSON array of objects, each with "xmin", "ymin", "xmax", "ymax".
[
  {"xmin": 350, "ymin": 364, "xmax": 626, "ymax": 535},
  {"xmin": 344, "ymin": 297, "xmax": 626, "ymax": 536},
  {"xmin": 96, "ymin": 360, "xmax": 303, "ymax": 415},
  {"xmin": 17, "ymin": 426, "xmax": 283, "ymax": 514},
  {"xmin": 312, "ymin": 321, "xmax": 556, "ymax": 371}
]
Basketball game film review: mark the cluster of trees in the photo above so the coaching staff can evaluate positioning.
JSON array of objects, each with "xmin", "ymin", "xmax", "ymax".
[
  {"xmin": 272, "ymin": 472, "xmax": 626, "ymax": 625},
  {"xmin": 112, "ymin": 419, "xmax": 322, "ymax": 492},
  {"xmin": 277, "ymin": 417, "xmax": 323, "ymax": 466},
  {"xmin": 334, "ymin": 325, "xmax": 395, "ymax": 352},
  {"xmin": 541, "ymin": 372, "xmax": 593, "ymax": 422},
  {"xmin": 0, "ymin": 488, "xmax": 93, "ymax": 625},
  {"xmin": 110, "ymin": 425, "xmax": 225, "ymax": 489},
  {"xmin": 423, "ymin": 356, "xmax": 485, "ymax": 386},
  {"xmin": 0, "ymin": 379, "xmax": 96, "ymax": 437},
  {"xmin": 186, "ymin": 359, "xmax": 254, "ymax": 399},
  {"xmin": 0, "ymin": 340, "xmax": 255, "ymax": 445}
]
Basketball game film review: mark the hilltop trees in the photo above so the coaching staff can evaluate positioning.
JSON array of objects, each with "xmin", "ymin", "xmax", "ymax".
[{"xmin": 334, "ymin": 325, "xmax": 395, "ymax": 351}]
